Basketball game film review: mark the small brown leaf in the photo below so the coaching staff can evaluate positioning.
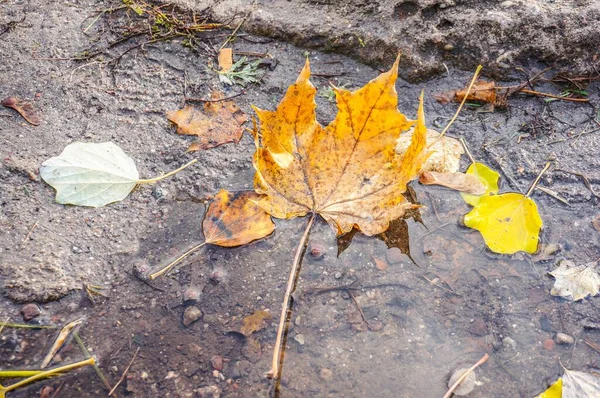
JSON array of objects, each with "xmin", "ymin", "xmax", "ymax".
[
  {"xmin": 218, "ymin": 48, "xmax": 233, "ymax": 72},
  {"xmin": 167, "ymin": 92, "xmax": 248, "ymax": 151},
  {"xmin": 455, "ymin": 81, "xmax": 496, "ymax": 104},
  {"xmin": 2, "ymin": 96, "xmax": 40, "ymax": 125},
  {"xmin": 203, "ymin": 190, "xmax": 276, "ymax": 247},
  {"xmin": 419, "ymin": 171, "xmax": 487, "ymax": 195},
  {"xmin": 240, "ymin": 310, "xmax": 273, "ymax": 336},
  {"xmin": 372, "ymin": 256, "xmax": 388, "ymax": 271}
]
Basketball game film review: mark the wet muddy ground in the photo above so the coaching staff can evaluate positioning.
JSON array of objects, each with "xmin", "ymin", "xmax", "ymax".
[{"xmin": 1, "ymin": 1, "xmax": 599, "ymax": 397}]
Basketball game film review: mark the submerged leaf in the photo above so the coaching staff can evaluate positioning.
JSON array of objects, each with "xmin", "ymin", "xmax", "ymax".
[
  {"xmin": 419, "ymin": 171, "xmax": 486, "ymax": 195},
  {"xmin": 240, "ymin": 310, "xmax": 273, "ymax": 336},
  {"xmin": 253, "ymin": 56, "xmax": 427, "ymax": 236},
  {"xmin": 167, "ymin": 92, "xmax": 248, "ymax": 151},
  {"xmin": 562, "ymin": 369, "xmax": 600, "ymax": 398},
  {"xmin": 463, "ymin": 192, "xmax": 542, "ymax": 254},
  {"xmin": 455, "ymin": 81, "xmax": 497, "ymax": 105},
  {"xmin": 396, "ymin": 128, "xmax": 463, "ymax": 173},
  {"xmin": 203, "ymin": 190, "xmax": 275, "ymax": 247},
  {"xmin": 460, "ymin": 162, "xmax": 500, "ymax": 206},
  {"xmin": 40, "ymin": 142, "xmax": 139, "ymax": 207},
  {"xmin": 549, "ymin": 260, "xmax": 600, "ymax": 301}
]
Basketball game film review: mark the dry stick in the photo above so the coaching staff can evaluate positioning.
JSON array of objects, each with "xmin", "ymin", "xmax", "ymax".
[
  {"xmin": 108, "ymin": 347, "xmax": 140, "ymax": 396},
  {"xmin": 268, "ymin": 213, "xmax": 316, "ymax": 379},
  {"xmin": 137, "ymin": 159, "xmax": 197, "ymax": 184},
  {"xmin": 525, "ymin": 162, "xmax": 552, "ymax": 197},
  {"xmin": 149, "ymin": 242, "xmax": 206, "ymax": 280},
  {"xmin": 442, "ymin": 353, "xmax": 489, "ymax": 398},
  {"xmin": 518, "ymin": 89, "xmax": 589, "ymax": 102},
  {"xmin": 438, "ymin": 65, "xmax": 483, "ymax": 139},
  {"xmin": 459, "ymin": 137, "xmax": 476, "ymax": 164},
  {"xmin": 3, "ymin": 357, "xmax": 95, "ymax": 394},
  {"xmin": 73, "ymin": 332, "xmax": 113, "ymax": 392}
]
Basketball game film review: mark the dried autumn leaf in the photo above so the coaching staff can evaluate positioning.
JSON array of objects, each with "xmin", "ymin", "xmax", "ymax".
[
  {"xmin": 240, "ymin": 310, "xmax": 273, "ymax": 336},
  {"xmin": 419, "ymin": 171, "xmax": 486, "ymax": 194},
  {"xmin": 463, "ymin": 192, "xmax": 542, "ymax": 254},
  {"xmin": 41, "ymin": 318, "xmax": 84, "ymax": 368},
  {"xmin": 167, "ymin": 92, "xmax": 248, "ymax": 151},
  {"xmin": 460, "ymin": 162, "xmax": 500, "ymax": 206},
  {"xmin": 396, "ymin": 128, "xmax": 463, "ymax": 173},
  {"xmin": 455, "ymin": 80, "xmax": 496, "ymax": 104},
  {"xmin": 562, "ymin": 369, "xmax": 600, "ymax": 398},
  {"xmin": 203, "ymin": 190, "xmax": 276, "ymax": 247},
  {"xmin": 252, "ymin": 56, "xmax": 427, "ymax": 236},
  {"xmin": 218, "ymin": 48, "xmax": 233, "ymax": 72},
  {"xmin": 549, "ymin": 260, "xmax": 600, "ymax": 301},
  {"xmin": 2, "ymin": 96, "xmax": 40, "ymax": 126}
]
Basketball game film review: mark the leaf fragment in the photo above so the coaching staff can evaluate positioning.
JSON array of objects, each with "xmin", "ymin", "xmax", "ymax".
[
  {"xmin": 252, "ymin": 56, "xmax": 426, "ymax": 236},
  {"xmin": 460, "ymin": 162, "xmax": 500, "ymax": 206},
  {"xmin": 463, "ymin": 192, "xmax": 542, "ymax": 254},
  {"xmin": 455, "ymin": 81, "xmax": 497, "ymax": 105},
  {"xmin": 167, "ymin": 92, "xmax": 248, "ymax": 151},
  {"xmin": 40, "ymin": 142, "xmax": 140, "ymax": 207},
  {"xmin": 41, "ymin": 318, "xmax": 84, "ymax": 368},
  {"xmin": 203, "ymin": 190, "xmax": 276, "ymax": 247},
  {"xmin": 549, "ymin": 260, "xmax": 600, "ymax": 301},
  {"xmin": 419, "ymin": 171, "xmax": 486, "ymax": 195},
  {"xmin": 218, "ymin": 48, "xmax": 233, "ymax": 72},
  {"xmin": 562, "ymin": 369, "xmax": 600, "ymax": 398},
  {"xmin": 396, "ymin": 128, "xmax": 463, "ymax": 173},
  {"xmin": 240, "ymin": 310, "xmax": 273, "ymax": 336},
  {"xmin": 2, "ymin": 96, "xmax": 40, "ymax": 125}
]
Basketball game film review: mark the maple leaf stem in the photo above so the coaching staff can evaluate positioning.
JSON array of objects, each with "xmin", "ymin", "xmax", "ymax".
[
  {"xmin": 525, "ymin": 161, "xmax": 552, "ymax": 197},
  {"xmin": 442, "ymin": 353, "xmax": 489, "ymax": 398},
  {"xmin": 136, "ymin": 159, "xmax": 197, "ymax": 184},
  {"xmin": 149, "ymin": 242, "xmax": 206, "ymax": 280},
  {"xmin": 268, "ymin": 213, "xmax": 316, "ymax": 381}
]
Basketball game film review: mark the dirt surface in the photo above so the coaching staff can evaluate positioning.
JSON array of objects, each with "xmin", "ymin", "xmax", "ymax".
[
  {"xmin": 172, "ymin": 0, "xmax": 600, "ymax": 81},
  {"xmin": 1, "ymin": 0, "xmax": 600, "ymax": 397}
]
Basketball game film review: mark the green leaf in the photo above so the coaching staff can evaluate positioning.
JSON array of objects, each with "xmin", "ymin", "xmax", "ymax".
[
  {"xmin": 40, "ymin": 142, "xmax": 139, "ymax": 207},
  {"xmin": 460, "ymin": 162, "xmax": 500, "ymax": 206}
]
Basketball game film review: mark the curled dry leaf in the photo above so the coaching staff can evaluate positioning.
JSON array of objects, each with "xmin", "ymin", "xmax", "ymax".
[
  {"xmin": 419, "ymin": 171, "xmax": 486, "ymax": 195},
  {"xmin": 240, "ymin": 310, "xmax": 273, "ymax": 336},
  {"xmin": 549, "ymin": 260, "xmax": 600, "ymax": 301},
  {"xmin": 2, "ymin": 96, "xmax": 40, "ymax": 125},
  {"xmin": 203, "ymin": 190, "xmax": 276, "ymax": 247},
  {"xmin": 455, "ymin": 80, "xmax": 497, "ymax": 105},
  {"xmin": 252, "ymin": 56, "xmax": 428, "ymax": 236},
  {"xmin": 460, "ymin": 162, "xmax": 500, "ymax": 206},
  {"xmin": 41, "ymin": 318, "xmax": 84, "ymax": 368},
  {"xmin": 396, "ymin": 128, "xmax": 463, "ymax": 173},
  {"xmin": 463, "ymin": 192, "xmax": 542, "ymax": 254},
  {"xmin": 167, "ymin": 91, "xmax": 248, "ymax": 151}
]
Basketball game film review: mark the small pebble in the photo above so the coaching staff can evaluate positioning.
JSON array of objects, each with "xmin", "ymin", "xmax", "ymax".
[
  {"xmin": 183, "ymin": 285, "xmax": 202, "ymax": 305},
  {"xmin": 443, "ymin": 44, "xmax": 455, "ymax": 51},
  {"xmin": 542, "ymin": 339, "xmax": 555, "ymax": 350},
  {"xmin": 468, "ymin": 318, "xmax": 488, "ymax": 336},
  {"xmin": 21, "ymin": 303, "xmax": 41, "ymax": 321},
  {"xmin": 309, "ymin": 243, "xmax": 326, "ymax": 260},
  {"xmin": 195, "ymin": 385, "xmax": 221, "ymax": 398},
  {"xmin": 182, "ymin": 306, "xmax": 202, "ymax": 327},
  {"xmin": 334, "ymin": 271, "xmax": 342, "ymax": 279},
  {"xmin": 502, "ymin": 336, "xmax": 517, "ymax": 350},
  {"xmin": 211, "ymin": 355, "xmax": 224, "ymax": 371},
  {"xmin": 294, "ymin": 334, "xmax": 305, "ymax": 345},
  {"xmin": 555, "ymin": 332, "xmax": 575, "ymax": 345},
  {"xmin": 72, "ymin": 245, "xmax": 83, "ymax": 254},
  {"xmin": 319, "ymin": 368, "xmax": 333, "ymax": 382}
]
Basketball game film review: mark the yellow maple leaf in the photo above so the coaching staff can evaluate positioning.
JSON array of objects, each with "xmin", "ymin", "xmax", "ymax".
[
  {"xmin": 460, "ymin": 162, "xmax": 500, "ymax": 206},
  {"xmin": 463, "ymin": 192, "xmax": 542, "ymax": 254},
  {"xmin": 251, "ymin": 56, "xmax": 427, "ymax": 236}
]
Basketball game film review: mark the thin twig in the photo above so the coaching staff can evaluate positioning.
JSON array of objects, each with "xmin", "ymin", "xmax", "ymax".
[
  {"xmin": 526, "ymin": 162, "xmax": 552, "ymax": 197},
  {"xmin": 553, "ymin": 168, "xmax": 600, "ymax": 198},
  {"xmin": 149, "ymin": 241, "xmax": 206, "ymax": 280},
  {"xmin": 348, "ymin": 290, "xmax": 378, "ymax": 331},
  {"xmin": 518, "ymin": 89, "xmax": 589, "ymax": 102},
  {"xmin": 73, "ymin": 332, "xmax": 113, "ymax": 392},
  {"xmin": 108, "ymin": 347, "xmax": 140, "ymax": 396},
  {"xmin": 438, "ymin": 65, "xmax": 483, "ymax": 138},
  {"xmin": 185, "ymin": 92, "xmax": 245, "ymax": 103},
  {"xmin": 218, "ymin": 12, "xmax": 248, "ymax": 51},
  {"xmin": 137, "ymin": 159, "xmax": 197, "ymax": 184},
  {"xmin": 442, "ymin": 353, "xmax": 489, "ymax": 398},
  {"xmin": 268, "ymin": 213, "xmax": 316, "ymax": 380},
  {"xmin": 20, "ymin": 219, "xmax": 39, "ymax": 246}
]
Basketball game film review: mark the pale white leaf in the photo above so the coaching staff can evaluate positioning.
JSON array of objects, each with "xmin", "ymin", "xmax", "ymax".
[
  {"xmin": 40, "ymin": 142, "xmax": 139, "ymax": 207},
  {"xmin": 396, "ymin": 128, "xmax": 463, "ymax": 173},
  {"xmin": 562, "ymin": 369, "xmax": 600, "ymax": 398},
  {"xmin": 549, "ymin": 260, "xmax": 600, "ymax": 301}
]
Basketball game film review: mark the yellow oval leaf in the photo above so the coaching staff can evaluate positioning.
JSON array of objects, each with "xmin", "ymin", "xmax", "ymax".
[
  {"xmin": 203, "ymin": 190, "xmax": 275, "ymax": 247},
  {"xmin": 537, "ymin": 377, "xmax": 562, "ymax": 398},
  {"xmin": 463, "ymin": 192, "xmax": 542, "ymax": 254},
  {"xmin": 460, "ymin": 162, "xmax": 500, "ymax": 206}
]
